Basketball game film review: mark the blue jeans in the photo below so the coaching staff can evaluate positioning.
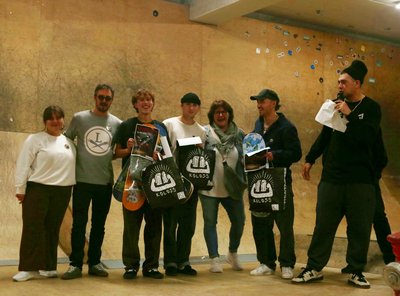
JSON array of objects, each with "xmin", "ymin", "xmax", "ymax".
[{"xmin": 199, "ymin": 194, "xmax": 245, "ymax": 258}]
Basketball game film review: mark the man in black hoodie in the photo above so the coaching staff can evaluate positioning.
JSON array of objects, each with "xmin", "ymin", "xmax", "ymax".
[{"xmin": 292, "ymin": 60, "xmax": 380, "ymax": 289}]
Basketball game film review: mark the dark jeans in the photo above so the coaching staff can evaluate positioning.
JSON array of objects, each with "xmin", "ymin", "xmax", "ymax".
[
  {"xmin": 69, "ymin": 182, "xmax": 112, "ymax": 268},
  {"xmin": 373, "ymin": 181, "xmax": 395, "ymax": 264},
  {"xmin": 251, "ymin": 189, "xmax": 295, "ymax": 269},
  {"xmin": 122, "ymin": 202, "xmax": 163, "ymax": 272},
  {"xmin": 163, "ymin": 192, "xmax": 198, "ymax": 268},
  {"xmin": 307, "ymin": 182, "xmax": 375, "ymax": 273},
  {"xmin": 19, "ymin": 182, "xmax": 71, "ymax": 271}
]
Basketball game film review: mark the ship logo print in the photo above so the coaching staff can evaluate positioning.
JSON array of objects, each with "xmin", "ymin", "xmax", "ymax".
[
  {"xmin": 150, "ymin": 171, "xmax": 176, "ymax": 192},
  {"xmin": 251, "ymin": 180, "xmax": 273, "ymax": 198},
  {"xmin": 186, "ymin": 155, "xmax": 210, "ymax": 174}
]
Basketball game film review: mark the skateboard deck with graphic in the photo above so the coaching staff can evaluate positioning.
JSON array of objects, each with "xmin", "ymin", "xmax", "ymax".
[
  {"xmin": 122, "ymin": 123, "xmax": 160, "ymax": 211},
  {"xmin": 242, "ymin": 133, "xmax": 268, "ymax": 172},
  {"xmin": 122, "ymin": 175, "xmax": 146, "ymax": 211}
]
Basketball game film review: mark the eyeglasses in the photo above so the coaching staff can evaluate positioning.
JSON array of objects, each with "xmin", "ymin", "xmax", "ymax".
[
  {"xmin": 97, "ymin": 95, "xmax": 113, "ymax": 102},
  {"xmin": 214, "ymin": 110, "xmax": 227, "ymax": 115}
]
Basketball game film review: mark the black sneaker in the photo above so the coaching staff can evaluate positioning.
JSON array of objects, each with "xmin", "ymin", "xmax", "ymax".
[
  {"xmin": 341, "ymin": 265, "xmax": 352, "ymax": 274},
  {"xmin": 88, "ymin": 263, "xmax": 108, "ymax": 277},
  {"xmin": 177, "ymin": 265, "xmax": 197, "ymax": 276},
  {"xmin": 348, "ymin": 272, "xmax": 370, "ymax": 289},
  {"xmin": 292, "ymin": 268, "xmax": 323, "ymax": 283},
  {"xmin": 143, "ymin": 268, "xmax": 164, "ymax": 279},
  {"xmin": 123, "ymin": 269, "xmax": 137, "ymax": 280},
  {"xmin": 165, "ymin": 266, "xmax": 178, "ymax": 276}
]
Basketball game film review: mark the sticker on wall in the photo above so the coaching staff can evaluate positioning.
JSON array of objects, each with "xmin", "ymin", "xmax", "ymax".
[
  {"xmin": 337, "ymin": 55, "xmax": 344, "ymax": 59},
  {"xmin": 294, "ymin": 71, "xmax": 300, "ymax": 77},
  {"xmin": 265, "ymin": 48, "xmax": 270, "ymax": 54},
  {"xmin": 319, "ymin": 77, "xmax": 324, "ymax": 83},
  {"xmin": 368, "ymin": 78, "xmax": 376, "ymax": 84},
  {"xmin": 284, "ymin": 41, "xmax": 288, "ymax": 47},
  {"xmin": 153, "ymin": 10, "xmax": 159, "ymax": 17},
  {"xmin": 310, "ymin": 64, "xmax": 316, "ymax": 70},
  {"xmin": 244, "ymin": 31, "xmax": 250, "ymax": 38},
  {"xmin": 303, "ymin": 35, "xmax": 311, "ymax": 41},
  {"xmin": 288, "ymin": 50, "xmax": 293, "ymax": 56},
  {"xmin": 274, "ymin": 25, "xmax": 282, "ymax": 31},
  {"xmin": 376, "ymin": 60, "xmax": 383, "ymax": 67},
  {"xmin": 283, "ymin": 31, "xmax": 290, "ymax": 36},
  {"xmin": 329, "ymin": 60, "xmax": 334, "ymax": 66},
  {"xmin": 277, "ymin": 52, "xmax": 285, "ymax": 58},
  {"xmin": 256, "ymin": 48, "xmax": 261, "ymax": 54},
  {"xmin": 9, "ymin": 117, "xmax": 14, "ymax": 122},
  {"xmin": 349, "ymin": 47, "xmax": 354, "ymax": 52},
  {"xmin": 344, "ymin": 60, "xmax": 349, "ymax": 66},
  {"xmin": 296, "ymin": 47, "xmax": 301, "ymax": 53},
  {"xmin": 293, "ymin": 34, "xmax": 298, "ymax": 39},
  {"xmin": 336, "ymin": 69, "xmax": 341, "ymax": 74},
  {"xmin": 361, "ymin": 45, "xmax": 366, "ymax": 52},
  {"xmin": 314, "ymin": 59, "xmax": 319, "ymax": 65}
]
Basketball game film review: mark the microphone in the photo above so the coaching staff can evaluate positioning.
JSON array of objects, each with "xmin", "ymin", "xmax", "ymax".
[{"xmin": 332, "ymin": 92, "xmax": 346, "ymax": 102}]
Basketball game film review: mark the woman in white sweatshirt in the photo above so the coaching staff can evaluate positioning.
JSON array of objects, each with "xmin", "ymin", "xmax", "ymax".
[{"xmin": 13, "ymin": 105, "xmax": 76, "ymax": 282}]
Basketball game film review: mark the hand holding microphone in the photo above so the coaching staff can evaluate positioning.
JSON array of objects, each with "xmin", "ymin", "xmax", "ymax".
[{"xmin": 334, "ymin": 92, "xmax": 351, "ymax": 116}]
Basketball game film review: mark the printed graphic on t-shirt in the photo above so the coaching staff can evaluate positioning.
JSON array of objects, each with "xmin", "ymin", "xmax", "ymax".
[{"xmin": 84, "ymin": 126, "xmax": 112, "ymax": 156}]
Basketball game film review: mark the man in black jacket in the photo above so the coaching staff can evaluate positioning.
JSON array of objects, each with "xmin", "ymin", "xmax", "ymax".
[
  {"xmin": 249, "ymin": 89, "xmax": 302, "ymax": 280},
  {"xmin": 292, "ymin": 60, "xmax": 381, "ymax": 289}
]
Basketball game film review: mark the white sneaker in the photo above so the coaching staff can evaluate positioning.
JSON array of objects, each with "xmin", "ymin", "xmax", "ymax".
[
  {"xmin": 250, "ymin": 264, "xmax": 274, "ymax": 276},
  {"xmin": 209, "ymin": 257, "xmax": 223, "ymax": 273},
  {"xmin": 281, "ymin": 267, "xmax": 293, "ymax": 279},
  {"xmin": 12, "ymin": 271, "xmax": 39, "ymax": 282},
  {"xmin": 226, "ymin": 252, "xmax": 243, "ymax": 271},
  {"xmin": 39, "ymin": 270, "xmax": 58, "ymax": 278}
]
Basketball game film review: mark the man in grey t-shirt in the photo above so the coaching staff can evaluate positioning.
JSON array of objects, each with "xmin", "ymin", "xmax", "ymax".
[{"xmin": 62, "ymin": 84, "xmax": 121, "ymax": 280}]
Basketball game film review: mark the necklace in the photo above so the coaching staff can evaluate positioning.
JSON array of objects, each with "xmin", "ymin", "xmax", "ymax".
[{"xmin": 345, "ymin": 98, "xmax": 364, "ymax": 113}]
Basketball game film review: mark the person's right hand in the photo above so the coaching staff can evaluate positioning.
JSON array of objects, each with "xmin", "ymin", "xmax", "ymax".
[
  {"xmin": 302, "ymin": 163, "xmax": 313, "ymax": 181},
  {"xmin": 16, "ymin": 194, "xmax": 25, "ymax": 204}
]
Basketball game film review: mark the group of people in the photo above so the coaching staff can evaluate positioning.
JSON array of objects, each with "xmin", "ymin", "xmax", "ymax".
[{"xmin": 13, "ymin": 60, "xmax": 395, "ymax": 290}]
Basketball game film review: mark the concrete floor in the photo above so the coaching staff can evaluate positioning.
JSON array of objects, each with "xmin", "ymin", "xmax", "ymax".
[{"xmin": 0, "ymin": 262, "xmax": 394, "ymax": 296}]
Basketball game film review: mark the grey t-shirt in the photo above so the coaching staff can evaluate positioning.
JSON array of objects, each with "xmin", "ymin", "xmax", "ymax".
[{"xmin": 65, "ymin": 110, "xmax": 121, "ymax": 185}]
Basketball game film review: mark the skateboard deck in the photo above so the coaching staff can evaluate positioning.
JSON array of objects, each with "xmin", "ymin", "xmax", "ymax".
[
  {"xmin": 242, "ymin": 133, "xmax": 268, "ymax": 172},
  {"xmin": 122, "ymin": 123, "xmax": 160, "ymax": 211}
]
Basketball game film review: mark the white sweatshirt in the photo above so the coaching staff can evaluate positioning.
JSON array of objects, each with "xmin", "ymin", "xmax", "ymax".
[{"xmin": 15, "ymin": 131, "xmax": 76, "ymax": 194}]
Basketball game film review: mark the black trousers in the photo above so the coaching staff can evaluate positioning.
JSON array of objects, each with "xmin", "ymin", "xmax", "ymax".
[
  {"xmin": 69, "ymin": 182, "xmax": 112, "ymax": 268},
  {"xmin": 162, "ymin": 192, "xmax": 198, "ymax": 268},
  {"xmin": 373, "ymin": 181, "xmax": 395, "ymax": 264},
  {"xmin": 307, "ymin": 182, "xmax": 375, "ymax": 273},
  {"xmin": 122, "ymin": 202, "xmax": 163, "ymax": 272},
  {"xmin": 251, "ymin": 189, "xmax": 296, "ymax": 270},
  {"xmin": 19, "ymin": 182, "xmax": 71, "ymax": 271}
]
